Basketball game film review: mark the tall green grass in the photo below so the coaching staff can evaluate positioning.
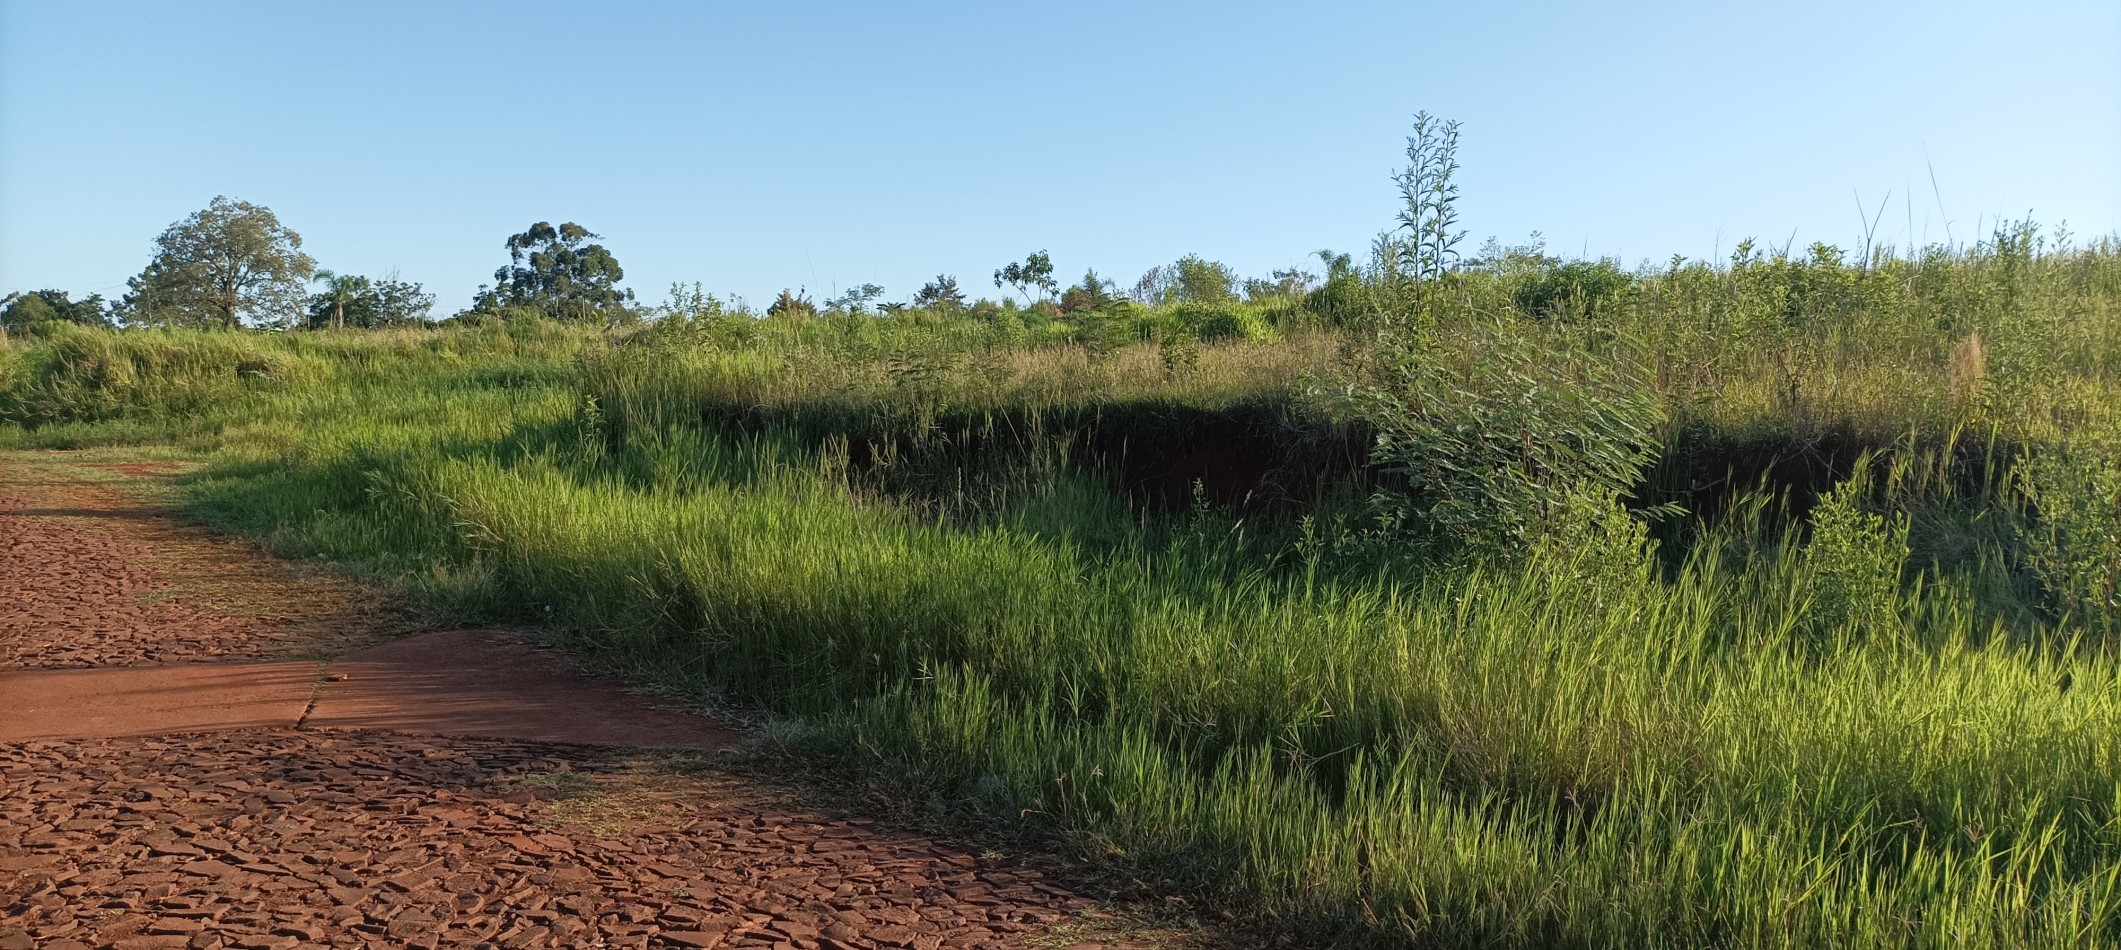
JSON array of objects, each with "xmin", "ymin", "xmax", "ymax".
[
  {"xmin": 166, "ymin": 415, "xmax": 2121, "ymax": 947},
  {"xmin": 4, "ymin": 236, "xmax": 2119, "ymax": 946}
]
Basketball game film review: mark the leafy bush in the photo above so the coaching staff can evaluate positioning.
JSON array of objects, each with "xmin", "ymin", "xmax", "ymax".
[
  {"xmin": 1170, "ymin": 255, "xmax": 1239, "ymax": 304},
  {"xmin": 1302, "ymin": 273, "xmax": 1366, "ymax": 326},
  {"xmin": 2017, "ymin": 444, "xmax": 2121, "ymax": 639},
  {"xmin": 0, "ymin": 343, "xmax": 26, "ymax": 402},
  {"xmin": 1172, "ymin": 303, "xmax": 1275, "ymax": 342},
  {"xmin": 767, "ymin": 289, "xmax": 817, "ymax": 319},
  {"xmin": 1512, "ymin": 259, "xmax": 1633, "ymax": 321},
  {"xmin": 1253, "ymin": 297, "xmax": 1307, "ymax": 329},
  {"xmin": 1334, "ymin": 316, "xmax": 1665, "ymax": 555},
  {"xmin": 1526, "ymin": 486, "xmax": 1662, "ymax": 605},
  {"xmin": 1803, "ymin": 466, "xmax": 1912, "ymax": 638}
]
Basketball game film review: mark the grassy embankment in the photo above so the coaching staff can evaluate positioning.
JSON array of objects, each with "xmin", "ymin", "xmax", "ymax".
[{"xmin": 4, "ymin": 235, "xmax": 2120, "ymax": 947}]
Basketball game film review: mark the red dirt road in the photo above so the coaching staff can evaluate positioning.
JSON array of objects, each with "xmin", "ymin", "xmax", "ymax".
[
  {"xmin": 0, "ymin": 662, "xmax": 319, "ymax": 741},
  {"xmin": 1, "ymin": 732, "xmax": 1102, "ymax": 950},
  {"xmin": 1, "ymin": 461, "xmax": 414, "ymax": 669},
  {"xmin": 0, "ymin": 630, "xmax": 739, "ymax": 748},
  {"xmin": 0, "ymin": 456, "xmax": 1174, "ymax": 950}
]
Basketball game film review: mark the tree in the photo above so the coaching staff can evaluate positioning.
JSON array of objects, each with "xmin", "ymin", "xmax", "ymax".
[
  {"xmin": 472, "ymin": 222, "xmax": 633, "ymax": 321},
  {"xmin": 1246, "ymin": 265, "xmax": 1318, "ymax": 300},
  {"xmin": 304, "ymin": 272, "xmax": 435, "ymax": 329},
  {"xmin": 311, "ymin": 270, "xmax": 362, "ymax": 330},
  {"xmin": 1131, "ymin": 265, "xmax": 1173, "ymax": 304},
  {"xmin": 117, "ymin": 197, "xmax": 316, "ymax": 328},
  {"xmin": 912, "ymin": 275, "xmax": 966, "ymax": 310},
  {"xmin": 370, "ymin": 276, "xmax": 435, "ymax": 327},
  {"xmin": 824, "ymin": 283, "xmax": 886, "ymax": 314},
  {"xmin": 1171, "ymin": 255, "xmax": 1238, "ymax": 304},
  {"xmin": 1130, "ymin": 256, "xmax": 1237, "ymax": 305},
  {"xmin": 993, "ymin": 251, "xmax": 1057, "ymax": 304},
  {"xmin": 1, "ymin": 290, "xmax": 110, "ymax": 335}
]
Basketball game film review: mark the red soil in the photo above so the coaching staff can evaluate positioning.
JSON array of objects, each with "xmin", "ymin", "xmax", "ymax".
[
  {"xmin": 0, "ymin": 731, "xmax": 1105, "ymax": 949},
  {"xmin": 0, "ymin": 464, "xmax": 414, "ymax": 669},
  {"xmin": 86, "ymin": 462, "xmax": 191, "ymax": 477},
  {"xmin": 0, "ymin": 456, "xmax": 1174, "ymax": 950}
]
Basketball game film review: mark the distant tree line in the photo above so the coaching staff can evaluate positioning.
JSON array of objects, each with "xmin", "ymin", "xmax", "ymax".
[
  {"xmin": 1, "ymin": 199, "xmax": 640, "ymax": 335},
  {"xmin": 2, "ymin": 196, "xmax": 441, "ymax": 335},
  {"xmin": 0, "ymin": 289, "xmax": 111, "ymax": 336},
  {"xmin": 7, "ymin": 186, "xmax": 1511, "ymax": 337}
]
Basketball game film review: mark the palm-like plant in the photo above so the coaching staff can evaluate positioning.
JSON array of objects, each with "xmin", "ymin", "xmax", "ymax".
[
  {"xmin": 312, "ymin": 269, "xmax": 364, "ymax": 329},
  {"xmin": 766, "ymin": 288, "xmax": 816, "ymax": 319}
]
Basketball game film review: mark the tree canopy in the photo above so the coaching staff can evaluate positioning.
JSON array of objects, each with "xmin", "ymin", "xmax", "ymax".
[
  {"xmin": 993, "ymin": 251, "xmax": 1057, "ymax": 304},
  {"xmin": 472, "ymin": 221, "xmax": 634, "ymax": 321},
  {"xmin": 307, "ymin": 271, "xmax": 435, "ymax": 329},
  {"xmin": 1, "ymin": 290, "xmax": 110, "ymax": 336},
  {"xmin": 1132, "ymin": 255, "xmax": 1238, "ymax": 305},
  {"xmin": 912, "ymin": 275, "xmax": 966, "ymax": 310},
  {"xmin": 824, "ymin": 283, "xmax": 885, "ymax": 315},
  {"xmin": 117, "ymin": 196, "xmax": 316, "ymax": 328}
]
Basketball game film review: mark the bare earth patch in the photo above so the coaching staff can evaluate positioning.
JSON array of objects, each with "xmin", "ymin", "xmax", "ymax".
[
  {"xmin": 0, "ymin": 456, "xmax": 419, "ymax": 669},
  {"xmin": 0, "ymin": 730, "xmax": 1152, "ymax": 950},
  {"xmin": 0, "ymin": 454, "xmax": 1187, "ymax": 949}
]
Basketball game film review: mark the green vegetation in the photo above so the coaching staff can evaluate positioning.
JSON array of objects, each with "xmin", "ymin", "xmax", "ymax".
[
  {"xmin": 5, "ymin": 223, "xmax": 2118, "ymax": 948},
  {"xmin": 307, "ymin": 269, "xmax": 433, "ymax": 330},
  {"xmin": 116, "ymin": 196, "xmax": 317, "ymax": 329},
  {"xmin": 1, "ymin": 288, "xmax": 112, "ymax": 337},
  {"xmin": 469, "ymin": 221, "xmax": 636, "ymax": 322},
  {"xmin": 7, "ymin": 113, "xmax": 2120, "ymax": 947}
]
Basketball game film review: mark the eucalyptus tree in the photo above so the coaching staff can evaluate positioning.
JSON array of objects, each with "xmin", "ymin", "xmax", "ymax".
[
  {"xmin": 118, "ymin": 196, "xmax": 316, "ymax": 328},
  {"xmin": 472, "ymin": 221, "xmax": 634, "ymax": 321}
]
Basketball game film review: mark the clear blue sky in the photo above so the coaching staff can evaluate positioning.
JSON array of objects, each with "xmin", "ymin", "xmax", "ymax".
[{"xmin": 3, "ymin": 1, "xmax": 2116, "ymax": 313}]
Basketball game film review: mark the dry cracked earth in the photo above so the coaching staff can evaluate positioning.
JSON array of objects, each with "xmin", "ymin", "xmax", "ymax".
[{"xmin": 0, "ymin": 455, "xmax": 1188, "ymax": 950}]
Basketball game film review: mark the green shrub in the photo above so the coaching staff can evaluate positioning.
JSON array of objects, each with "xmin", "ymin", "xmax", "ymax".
[
  {"xmin": 767, "ymin": 289, "xmax": 817, "ymax": 319},
  {"xmin": 1302, "ymin": 274, "xmax": 1366, "ymax": 325},
  {"xmin": 1803, "ymin": 465, "xmax": 1912, "ymax": 639},
  {"xmin": 1254, "ymin": 297, "xmax": 1307, "ymax": 328},
  {"xmin": 1172, "ymin": 302, "xmax": 1275, "ymax": 342},
  {"xmin": 1512, "ymin": 259, "xmax": 1633, "ymax": 321},
  {"xmin": 1333, "ymin": 316, "xmax": 1665, "ymax": 556},
  {"xmin": 2017, "ymin": 443, "xmax": 2121, "ymax": 640}
]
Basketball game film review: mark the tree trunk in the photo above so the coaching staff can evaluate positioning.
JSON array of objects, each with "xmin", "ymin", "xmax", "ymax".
[{"xmin": 220, "ymin": 275, "xmax": 239, "ymax": 329}]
